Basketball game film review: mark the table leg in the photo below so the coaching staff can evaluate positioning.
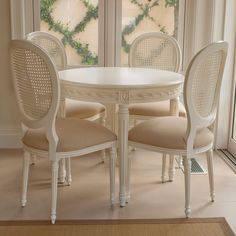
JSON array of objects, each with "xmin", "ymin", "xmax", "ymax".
[
  {"xmin": 118, "ymin": 104, "xmax": 129, "ymax": 207},
  {"xmin": 110, "ymin": 104, "xmax": 118, "ymax": 134}
]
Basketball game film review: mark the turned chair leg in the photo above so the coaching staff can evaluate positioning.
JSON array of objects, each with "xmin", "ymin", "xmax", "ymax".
[
  {"xmin": 51, "ymin": 159, "xmax": 59, "ymax": 224},
  {"xmin": 206, "ymin": 149, "xmax": 215, "ymax": 202},
  {"xmin": 31, "ymin": 154, "xmax": 37, "ymax": 165},
  {"xmin": 183, "ymin": 156, "xmax": 191, "ymax": 218},
  {"xmin": 101, "ymin": 117, "xmax": 107, "ymax": 162},
  {"xmin": 161, "ymin": 153, "xmax": 167, "ymax": 183},
  {"xmin": 22, "ymin": 151, "xmax": 31, "ymax": 207},
  {"xmin": 58, "ymin": 158, "xmax": 66, "ymax": 183},
  {"xmin": 66, "ymin": 158, "xmax": 72, "ymax": 186},
  {"xmin": 168, "ymin": 154, "xmax": 175, "ymax": 181}
]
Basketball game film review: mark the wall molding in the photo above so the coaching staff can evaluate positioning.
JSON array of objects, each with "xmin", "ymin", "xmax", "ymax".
[
  {"xmin": 0, "ymin": 127, "xmax": 22, "ymax": 148},
  {"xmin": 10, "ymin": 0, "xmax": 34, "ymax": 39},
  {"xmin": 10, "ymin": 0, "xmax": 25, "ymax": 39}
]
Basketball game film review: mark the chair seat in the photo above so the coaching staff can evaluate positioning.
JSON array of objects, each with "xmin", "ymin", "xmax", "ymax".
[
  {"xmin": 66, "ymin": 99, "xmax": 106, "ymax": 119},
  {"xmin": 22, "ymin": 118, "xmax": 117, "ymax": 152},
  {"xmin": 129, "ymin": 100, "xmax": 186, "ymax": 117},
  {"xmin": 129, "ymin": 116, "xmax": 213, "ymax": 150}
]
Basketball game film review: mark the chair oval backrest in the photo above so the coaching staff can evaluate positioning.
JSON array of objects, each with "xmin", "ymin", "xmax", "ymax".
[
  {"xmin": 27, "ymin": 31, "xmax": 67, "ymax": 71},
  {"xmin": 129, "ymin": 32, "xmax": 181, "ymax": 72},
  {"xmin": 10, "ymin": 40, "xmax": 60, "ymax": 129},
  {"xmin": 184, "ymin": 41, "xmax": 228, "ymax": 138}
]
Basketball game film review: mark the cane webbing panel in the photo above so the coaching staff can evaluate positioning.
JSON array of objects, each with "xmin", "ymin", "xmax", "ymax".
[
  {"xmin": 191, "ymin": 51, "xmax": 223, "ymax": 117},
  {"xmin": 30, "ymin": 36, "xmax": 64, "ymax": 71},
  {"xmin": 130, "ymin": 36, "xmax": 179, "ymax": 72},
  {"xmin": 11, "ymin": 46, "xmax": 53, "ymax": 119}
]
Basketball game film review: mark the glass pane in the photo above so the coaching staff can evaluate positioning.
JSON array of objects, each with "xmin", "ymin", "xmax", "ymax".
[
  {"xmin": 40, "ymin": 0, "xmax": 99, "ymax": 66},
  {"xmin": 121, "ymin": 0, "xmax": 179, "ymax": 66}
]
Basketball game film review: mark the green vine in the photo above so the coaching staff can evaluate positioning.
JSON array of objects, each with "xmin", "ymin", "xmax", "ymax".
[
  {"xmin": 72, "ymin": 0, "xmax": 98, "ymax": 36},
  {"xmin": 40, "ymin": 0, "xmax": 177, "ymax": 65},
  {"xmin": 40, "ymin": 0, "xmax": 98, "ymax": 65},
  {"xmin": 122, "ymin": 0, "xmax": 160, "ymax": 53},
  {"xmin": 165, "ymin": 0, "xmax": 178, "ymax": 7}
]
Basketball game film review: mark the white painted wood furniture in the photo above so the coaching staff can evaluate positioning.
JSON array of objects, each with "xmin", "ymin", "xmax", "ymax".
[
  {"xmin": 128, "ymin": 41, "xmax": 228, "ymax": 217},
  {"xmin": 10, "ymin": 40, "xmax": 117, "ymax": 224},
  {"xmin": 129, "ymin": 32, "xmax": 185, "ymax": 182},
  {"xmin": 26, "ymin": 31, "xmax": 107, "ymax": 181},
  {"xmin": 59, "ymin": 67, "xmax": 184, "ymax": 207}
]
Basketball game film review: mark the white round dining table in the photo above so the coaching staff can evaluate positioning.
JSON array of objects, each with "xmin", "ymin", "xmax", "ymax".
[{"xmin": 59, "ymin": 67, "xmax": 184, "ymax": 207}]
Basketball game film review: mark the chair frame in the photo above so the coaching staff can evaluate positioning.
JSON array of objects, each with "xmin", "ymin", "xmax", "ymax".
[
  {"xmin": 10, "ymin": 40, "xmax": 117, "ymax": 224},
  {"xmin": 129, "ymin": 31, "xmax": 182, "ymax": 73},
  {"xmin": 129, "ymin": 32, "xmax": 183, "ymax": 180},
  {"xmin": 26, "ymin": 31, "xmax": 107, "ymax": 181},
  {"xmin": 129, "ymin": 32, "xmax": 182, "ymax": 123},
  {"xmin": 129, "ymin": 41, "xmax": 228, "ymax": 217}
]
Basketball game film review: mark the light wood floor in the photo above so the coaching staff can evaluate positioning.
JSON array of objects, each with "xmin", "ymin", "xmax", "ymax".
[{"xmin": 0, "ymin": 149, "xmax": 236, "ymax": 232}]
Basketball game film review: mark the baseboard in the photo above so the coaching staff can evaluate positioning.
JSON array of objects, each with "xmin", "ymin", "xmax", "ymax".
[{"xmin": 0, "ymin": 127, "xmax": 22, "ymax": 148}]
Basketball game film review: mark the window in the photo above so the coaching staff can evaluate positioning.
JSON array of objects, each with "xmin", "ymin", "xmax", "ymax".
[
  {"xmin": 33, "ymin": 0, "xmax": 183, "ymax": 67},
  {"xmin": 120, "ymin": 0, "xmax": 180, "ymax": 66},
  {"xmin": 38, "ymin": 0, "xmax": 103, "ymax": 67}
]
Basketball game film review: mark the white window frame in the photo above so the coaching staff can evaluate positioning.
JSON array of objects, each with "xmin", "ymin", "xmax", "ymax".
[
  {"xmin": 11, "ymin": 0, "xmax": 186, "ymax": 67},
  {"xmin": 221, "ymin": 0, "xmax": 236, "ymax": 153}
]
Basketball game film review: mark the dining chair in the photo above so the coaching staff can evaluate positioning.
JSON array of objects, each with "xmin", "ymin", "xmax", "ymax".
[
  {"xmin": 128, "ymin": 41, "xmax": 228, "ymax": 217},
  {"xmin": 26, "ymin": 31, "xmax": 107, "ymax": 182},
  {"xmin": 10, "ymin": 39, "xmax": 117, "ymax": 224},
  {"xmin": 128, "ymin": 32, "xmax": 185, "ymax": 181},
  {"xmin": 26, "ymin": 31, "xmax": 106, "ymax": 140}
]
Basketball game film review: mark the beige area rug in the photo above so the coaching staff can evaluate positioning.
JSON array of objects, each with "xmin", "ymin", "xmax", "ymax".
[{"xmin": 0, "ymin": 218, "xmax": 234, "ymax": 236}]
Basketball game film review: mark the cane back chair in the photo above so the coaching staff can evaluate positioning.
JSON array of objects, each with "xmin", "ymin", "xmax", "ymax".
[
  {"xmin": 10, "ymin": 39, "xmax": 117, "ymax": 224},
  {"xmin": 26, "ymin": 31, "xmax": 107, "ymax": 181},
  {"xmin": 129, "ymin": 32, "xmax": 185, "ymax": 181},
  {"xmin": 128, "ymin": 41, "xmax": 228, "ymax": 217}
]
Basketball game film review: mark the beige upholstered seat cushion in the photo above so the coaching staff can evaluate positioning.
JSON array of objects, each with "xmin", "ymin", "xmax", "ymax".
[
  {"xmin": 22, "ymin": 118, "xmax": 117, "ymax": 152},
  {"xmin": 66, "ymin": 99, "xmax": 106, "ymax": 119},
  {"xmin": 129, "ymin": 117, "xmax": 213, "ymax": 150},
  {"xmin": 129, "ymin": 100, "xmax": 186, "ymax": 117}
]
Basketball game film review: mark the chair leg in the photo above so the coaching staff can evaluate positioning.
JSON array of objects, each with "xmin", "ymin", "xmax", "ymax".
[
  {"xmin": 177, "ymin": 155, "xmax": 183, "ymax": 169},
  {"xmin": 22, "ymin": 151, "xmax": 31, "ymax": 207},
  {"xmin": 31, "ymin": 154, "xmax": 37, "ymax": 165},
  {"xmin": 161, "ymin": 153, "xmax": 167, "ymax": 183},
  {"xmin": 109, "ymin": 146, "xmax": 116, "ymax": 205},
  {"xmin": 168, "ymin": 154, "xmax": 175, "ymax": 181},
  {"xmin": 66, "ymin": 158, "xmax": 72, "ymax": 186},
  {"xmin": 183, "ymin": 156, "xmax": 191, "ymax": 218},
  {"xmin": 51, "ymin": 159, "xmax": 59, "ymax": 224},
  {"xmin": 206, "ymin": 149, "xmax": 215, "ymax": 202},
  {"xmin": 101, "ymin": 117, "xmax": 107, "ymax": 162},
  {"xmin": 131, "ymin": 119, "xmax": 137, "ymax": 151},
  {"xmin": 58, "ymin": 159, "xmax": 66, "ymax": 183}
]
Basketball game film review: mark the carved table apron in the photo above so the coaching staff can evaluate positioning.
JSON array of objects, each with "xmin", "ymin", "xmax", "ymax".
[{"xmin": 59, "ymin": 67, "xmax": 184, "ymax": 207}]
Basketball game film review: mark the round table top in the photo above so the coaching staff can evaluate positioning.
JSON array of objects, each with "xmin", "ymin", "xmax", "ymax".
[{"xmin": 59, "ymin": 67, "xmax": 184, "ymax": 89}]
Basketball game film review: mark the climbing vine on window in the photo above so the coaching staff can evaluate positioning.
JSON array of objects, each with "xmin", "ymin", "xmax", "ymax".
[{"xmin": 40, "ymin": 0, "xmax": 178, "ymax": 65}]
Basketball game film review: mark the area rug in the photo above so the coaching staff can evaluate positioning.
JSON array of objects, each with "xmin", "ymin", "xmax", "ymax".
[{"xmin": 0, "ymin": 218, "xmax": 234, "ymax": 236}]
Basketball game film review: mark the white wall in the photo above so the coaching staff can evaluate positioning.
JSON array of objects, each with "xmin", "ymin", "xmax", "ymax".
[{"xmin": 0, "ymin": 0, "xmax": 22, "ymax": 148}]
